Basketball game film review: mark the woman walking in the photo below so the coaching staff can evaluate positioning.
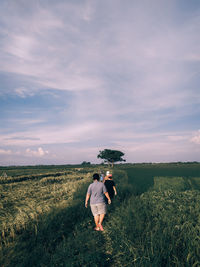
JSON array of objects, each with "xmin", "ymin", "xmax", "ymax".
[
  {"xmin": 104, "ymin": 174, "xmax": 117, "ymax": 204},
  {"xmin": 85, "ymin": 173, "xmax": 111, "ymax": 231}
]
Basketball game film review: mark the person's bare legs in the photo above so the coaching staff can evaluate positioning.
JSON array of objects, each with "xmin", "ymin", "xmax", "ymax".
[
  {"xmin": 99, "ymin": 214, "xmax": 105, "ymax": 231},
  {"xmin": 94, "ymin": 215, "xmax": 100, "ymax": 229},
  {"xmin": 99, "ymin": 214, "xmax": 105, "ymax": 225}
]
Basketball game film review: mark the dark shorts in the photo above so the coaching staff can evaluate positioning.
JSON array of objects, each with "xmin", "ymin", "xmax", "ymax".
[{"xmin": 105, "ymin": 193, "xmax": 114, "ymax": 204}]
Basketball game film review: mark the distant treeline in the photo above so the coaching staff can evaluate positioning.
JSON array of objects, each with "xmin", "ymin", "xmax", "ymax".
[{"xmin": 1, "ymin": 161, "xmax": 199, "ymax": 170}]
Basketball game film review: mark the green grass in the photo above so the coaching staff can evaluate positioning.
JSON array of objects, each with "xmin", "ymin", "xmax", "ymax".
[
  {"xmin": 153, "ymin": 177, "xmax": 187, "ymax": 191},
  {"xmin": 189, "ymin": 177, "xmax": 200, "ymax": 190},
  {"xmin": 120, "ymin": 163, "xmax": 200, "ymax": 194},
  {"xmin": 104, "ymin": 190, "xmax": 200, "ymax": 266},
  {"xmin": 0, "ymin": 164, "xmax": 97, "ymax": 177},
  {"xmin": 0, "ymin": 163, "xmax": 200, "ymax": 266}
]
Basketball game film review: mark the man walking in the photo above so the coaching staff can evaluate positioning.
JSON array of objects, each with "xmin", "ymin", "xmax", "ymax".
[{"xmin": 85, "ymin": 173, "xmax": 111, "ymax": 231}]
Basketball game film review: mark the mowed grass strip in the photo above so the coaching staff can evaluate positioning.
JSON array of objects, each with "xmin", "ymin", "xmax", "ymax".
[
  {"xmin": 0, "ymin": 174, "xmax": 87, "ymax": 238},
  {"xmin": 153, "ymin": 177, "xmax": 187, "ymax": 191},
  {"xmin": 154, "ymin": 176, "xmax": 200, "ymax": 191}
]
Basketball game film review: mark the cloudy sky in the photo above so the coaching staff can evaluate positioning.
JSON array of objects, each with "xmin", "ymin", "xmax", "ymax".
[{"xmin": 0, "ymin": 0, "xmax": 200, "ymax": 165}]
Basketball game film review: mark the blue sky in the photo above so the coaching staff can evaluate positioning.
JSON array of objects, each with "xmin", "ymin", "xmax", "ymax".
[{"xmin": 0, "ymin": 0, "xmax": 200, "ymax": 165}]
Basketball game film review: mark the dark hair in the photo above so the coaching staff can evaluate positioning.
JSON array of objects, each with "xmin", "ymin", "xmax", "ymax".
[{"xmin": 93, "ymin": 173, "xmax": 100, "ymax": 181}]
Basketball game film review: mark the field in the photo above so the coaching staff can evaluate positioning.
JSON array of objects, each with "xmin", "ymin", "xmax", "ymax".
[{"xmin": 0, "ymin": 163, "xmax": 200, "ymax": 267}]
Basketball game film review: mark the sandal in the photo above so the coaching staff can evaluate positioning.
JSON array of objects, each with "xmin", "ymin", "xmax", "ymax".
[{"xmin": 94, "ymin": 227, "xmax": 100, "ymax": 231}]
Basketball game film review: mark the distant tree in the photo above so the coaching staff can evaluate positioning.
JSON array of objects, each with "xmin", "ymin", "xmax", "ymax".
[
  {"xmin": 97, "ymin": 149, "xmax": 126, "ymax": 167},
  {"xmin": 81, "ymin": 161, "xmax": 91, "ymax": 166}
]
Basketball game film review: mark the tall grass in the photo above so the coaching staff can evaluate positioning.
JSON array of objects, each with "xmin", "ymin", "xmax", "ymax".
[{"xmin": 104, "ymin": 189, "xmax": 200, "ymax": 266}]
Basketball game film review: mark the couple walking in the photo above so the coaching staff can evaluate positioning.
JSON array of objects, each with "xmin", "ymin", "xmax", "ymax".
[{"xmin": 85, "ymin": 172, "xmax": 117, "ymax": 231}]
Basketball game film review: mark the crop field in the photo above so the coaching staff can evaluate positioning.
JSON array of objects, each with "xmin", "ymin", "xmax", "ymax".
[{"xmin": 0, "ymin": 163, "xmax": 200, "ymax": 267}]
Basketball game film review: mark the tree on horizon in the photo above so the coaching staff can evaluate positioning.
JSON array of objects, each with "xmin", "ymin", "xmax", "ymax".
[{"xmin": 97, "ymin": 149, "xmax": 126, "ymax": 167}]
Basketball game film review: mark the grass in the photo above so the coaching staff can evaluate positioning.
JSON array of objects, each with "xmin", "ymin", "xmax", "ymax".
[
  {"xmin": 0, "ymin": 165, "xmax": 86, "ymax": 177},
  {"xmin": 0, "ymin": 168, "xmax": 95, "ymax": 265},
  {"xmin": 104, "ymin": 190, "xmax": 200, "ymax": 266},
  {"xmin": 0, "ymin": 163, "xmax": 200, "ymax": 266},
  {"xmin": 153, "ymin": 177, "xmax": 187, "ymax": 191}
]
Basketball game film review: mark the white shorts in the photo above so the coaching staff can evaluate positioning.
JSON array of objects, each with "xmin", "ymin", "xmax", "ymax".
[{"xmin": 90, "ymin": 203, "xmax": 107, "ymax": 216}]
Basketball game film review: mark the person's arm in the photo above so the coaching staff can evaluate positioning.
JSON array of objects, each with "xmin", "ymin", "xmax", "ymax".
[
  {"xmin": 85, "ymin": 193, "xmax": 90, "ymax": 208},
  {"xmin": 113, "ymin": 186, "xmax": 117, "ymax": 195},
  {"xmin": 104, "ymin": 192, "xmax": 111, "ymax": 204}
]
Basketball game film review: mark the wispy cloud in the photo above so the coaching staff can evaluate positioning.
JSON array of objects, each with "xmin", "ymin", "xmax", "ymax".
[
  {"xmin": 0, "ymin": 2, "xmax": 103, "ymax": 92},
  {"xmin": 14, "ymin": 87, "xmax": 35, "ymax": 98},
  {"xmin": 190, "ymin": 130, "xmax": 200, "ymax": 145},
  {"xmin": 0, "ymin": 121, "xmax": 102, "ymax": 146},
  {"xmin": 167, "ymin": 135, "xmax": 188, "ymax": 142},
  {"xmin": 26, "ymin": 147, "xmax": 49, "ymax": 157},
  {"xmin": 0, "ymin": 149, "xmax": 12, "ymax": 155},
  {"xmin": 6, "ymin": 137, "xmax": 40, "ymax": 141}
]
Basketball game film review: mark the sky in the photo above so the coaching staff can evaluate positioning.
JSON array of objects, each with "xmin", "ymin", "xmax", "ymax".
[{"xmin": 0, "ymin": 0, "xmax": 200, "ymax": 166}]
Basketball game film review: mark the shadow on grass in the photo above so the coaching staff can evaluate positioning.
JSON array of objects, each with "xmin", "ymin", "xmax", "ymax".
[
  {"xmin": 125, "ymin": 168, "xmax": 155, "ymax": 195},
  {"xmin": 123, "ymin": 164, "xmax": 200, "ymax": 195}
]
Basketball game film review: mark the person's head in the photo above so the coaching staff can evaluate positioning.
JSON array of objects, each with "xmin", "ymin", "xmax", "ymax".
[
  {"xmin": 106, "ymin": 171, "xmax": 110, "ymax": 176},
  {"xmin": 93, "ymin": 173, "xmax": 100, "ymax": 181}
]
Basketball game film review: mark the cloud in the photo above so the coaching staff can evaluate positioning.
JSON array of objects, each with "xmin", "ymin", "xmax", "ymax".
[
  {"xmin": 0, "ymin": 149, "xmax": 12, "ymax": 155},
  {"xmin": 14, "ymin": 87, "xmax": 35, "ymax": 98},
  {"xmin": 82, "ymin": 0, "xmax": 96, "ymax": 22},
  {"xmin": 0, "ymin": 1, "xmax": 200, "ymax": 165},
  {"xmin": 26, "ymin": 147, "xmax": 49, "ymax": 157},
  {"xmin": 167, "ymin": 135, "xmax": 188, "ymax": 142},
  {"xmin": 0, "ymin": 121, "xmax": 102, "ymax": 146},
  {"xmin": 6, "ymin": 137, "xmax": 40, "ymax": 141},
  {"xmin": 0, "ymin": 148, "xmax": 22, "ymax": 156},
  {"xmin": 11, "ymin": 119, "xmax": 46, "ymax": 126},
  {"xmin": 190, "ymin": 130, "xmax": 200, "ymax": 145},
  {"xmin": 0, "ymin": 1, "xmax": 199, "ymax": 116},
  {"xmin": 0, "ymin": 2, "xmax": 103, "ymax": 92}
]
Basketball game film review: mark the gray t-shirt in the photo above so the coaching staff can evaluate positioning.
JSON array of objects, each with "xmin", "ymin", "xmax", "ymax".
[{"xmin": 87, "ymin": 181, "xmax": 107, "ymax": 205}]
